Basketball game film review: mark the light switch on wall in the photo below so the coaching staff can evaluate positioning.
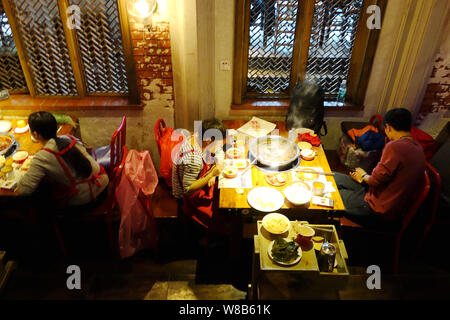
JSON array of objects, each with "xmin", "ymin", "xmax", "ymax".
[{"xmin": 220, "ymin": 60, "xmax": 231, "ymax": 71}]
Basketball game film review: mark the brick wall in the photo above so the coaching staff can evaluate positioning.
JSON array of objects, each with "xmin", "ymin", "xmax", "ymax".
[
  {"xmin": 130, "ymin": 21, "xmax": 174, "ymax": 106},
  {"xmin": 418, "ymin": 54, "xmax": 450, "ymax": 119}
]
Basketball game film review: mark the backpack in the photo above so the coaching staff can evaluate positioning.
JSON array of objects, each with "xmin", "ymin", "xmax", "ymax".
[
  {"xmin": 154, "ymin": 119, "xmax": 183, "ymax": 187},
  {"xmin": 286, "ymin": 80, "xmax": 327, "ymax": 136}
]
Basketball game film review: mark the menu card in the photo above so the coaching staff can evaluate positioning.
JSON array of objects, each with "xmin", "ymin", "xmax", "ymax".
[{"xmin": 237, "ymin": 117, "xmax": 276, "ymax": 138}]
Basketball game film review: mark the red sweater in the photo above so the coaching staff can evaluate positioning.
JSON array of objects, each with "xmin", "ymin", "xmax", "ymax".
[{"xmin": 364, "ymin": 138, "xmax": 425, "ymax": 220}]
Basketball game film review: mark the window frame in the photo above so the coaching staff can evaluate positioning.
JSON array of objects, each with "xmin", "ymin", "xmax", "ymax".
[
  {"xmin": 233, "ymin": 0, "xmax": 387, "ymax": 109},
  {"xmin": 1, "ymin": 0, "xmax": 139, "ymax": 104}
]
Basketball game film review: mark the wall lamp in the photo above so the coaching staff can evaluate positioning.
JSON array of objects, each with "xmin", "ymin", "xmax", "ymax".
[{"xmin": 127, "ymin": 0, "xmax": 158, "ymax": 27}]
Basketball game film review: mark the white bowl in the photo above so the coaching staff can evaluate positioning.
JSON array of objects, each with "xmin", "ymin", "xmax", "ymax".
[
  {"xmin": 262, "ymin": 212, "xmax": 290, "ymax": 235},
  {"xmin": 284, "ymin": 182, "xmax": 312, "ymax": 206}
]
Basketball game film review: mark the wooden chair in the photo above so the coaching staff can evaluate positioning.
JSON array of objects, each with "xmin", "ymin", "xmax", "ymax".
[
  {"xmin": 411, "ymin": 162, "xmax": 442, "ymax": 260},
  {"xmin": 109, "ymin": 116, "xmax": 127, "ymax": 178},
  {"xmin": 53, "ymin": 146, "xmax": 128, "ymax": 258},
  {"xmin": 340, "ymin": 169, "xmax": 431, "ymax": 273}
]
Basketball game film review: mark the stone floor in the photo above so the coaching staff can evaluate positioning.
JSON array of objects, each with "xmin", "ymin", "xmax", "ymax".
[{"xmin": 1, "ymin": 150, "xmax": 450, "ymax": 300}]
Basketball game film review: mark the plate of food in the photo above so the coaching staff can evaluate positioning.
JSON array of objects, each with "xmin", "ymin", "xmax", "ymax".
[
  {"xmin": 297, "ymin": 168, "xmax": 319, "ymax": 180},
  {"xmin": 234, "ymin": 159, "xmax": 249, "ymax": 170},
  {"xmin": 247, "ymin": 187, "xmax": 284, "ymax": 212},
  {"xmin": 268, "ymin": 238, "xmax": 302, "ymax": 265},
  {"xmin": 265, "ymin": 173, "xmax": 288, "ymax": 187},
  {"xmin": 262, "ymin": 212, "xmax": 290, "ymax": 234},
  {"xmin": 222, "ymin": 166, "xmax": 238, "ymax": 179},
  {"xmin": 283, "ymin": 181, "xmax": 312, "ymax": 206}
]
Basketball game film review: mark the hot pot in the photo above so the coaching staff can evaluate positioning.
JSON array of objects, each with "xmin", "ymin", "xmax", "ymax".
[
  {"xmin": 249, "ymin": 135, "xmax": 300, "ymax": 167},
  {"xmin": 0, "ymin": 132, "xmax": 17, "ymax": 157}
]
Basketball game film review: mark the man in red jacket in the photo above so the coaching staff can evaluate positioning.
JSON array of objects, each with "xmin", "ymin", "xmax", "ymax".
[{"xmin": 335, "ymin": 108, "xmax": 426, "ymax": 228}]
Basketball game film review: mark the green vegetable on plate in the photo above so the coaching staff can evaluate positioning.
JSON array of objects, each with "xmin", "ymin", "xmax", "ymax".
[{"xmin": 271, "ymin": 238, "xmax": 299, "ymax": 263}]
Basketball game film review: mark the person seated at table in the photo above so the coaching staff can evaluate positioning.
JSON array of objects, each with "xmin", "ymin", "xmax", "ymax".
[
  {"xmin": 18, "ymin": 111, "xmax": 109, "ymax": 211},
  {"xmin": 334, "ymin": 108, "xmax": 426, "ymax": 228},
  {"xmin": 172, "ymin": 118, "xmax": 228, "ymax": 234}
]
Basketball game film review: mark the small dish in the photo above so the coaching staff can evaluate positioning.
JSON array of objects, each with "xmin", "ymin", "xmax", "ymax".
[
  {"xmin": 226, "ymin": 147, "xmax": 242, "ymax": 159},
  {"xmin": 265, "ymin": 173, "xmax": 288, "ymax": 187},
  {"xmin": 222, "ymin": 166, "xmax": 238, "ymax": 179},
  {"xmin": 234, "ymin": 159, "xmax": 249, "ymax": 170},
  {"xmin": 14, "ymin": 124, "xmax": 29, "ymax": 134},
  {"xmin": 12, "ymin": 151, "xmax": 28, "ymax": 164},
  {"xmin": 300, "ymin": 149, "xmax": 315, "ymax": 161}
]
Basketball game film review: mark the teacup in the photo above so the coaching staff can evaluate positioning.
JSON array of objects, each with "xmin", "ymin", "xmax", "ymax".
[
  {"xmin": 312, "ymin": 181, "xmax": 325, "ymax": 196},
  {"xmin": 295, "ymin": 225, "xmax": 315, "ymax": 246}
]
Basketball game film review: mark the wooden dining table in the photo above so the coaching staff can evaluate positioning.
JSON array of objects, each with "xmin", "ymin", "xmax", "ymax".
[
  {"xmin": 220, "ymin": 120, "xmax": 346, "ymax": 278},
  {"xmin": 220, "ymin": 120, "xmax": 345, "ymax": 216},
  {"xmin": 0, "ymin": 118, "xmax": 76, "ymax": 197}
]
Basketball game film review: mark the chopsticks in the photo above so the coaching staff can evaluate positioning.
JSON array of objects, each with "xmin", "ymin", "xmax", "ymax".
[
  {"xmin": 239, "ymin": 158, "xmax": 257, "ymax": 176},
  {"xmin": 294, "ymin": 169, "xmax": 336, "ymax": 176}
]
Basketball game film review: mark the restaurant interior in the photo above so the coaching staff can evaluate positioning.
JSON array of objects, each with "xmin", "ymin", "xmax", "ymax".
[{"xmin": 0, "ymin": 0, "xmax": 449, "ymax": 301}]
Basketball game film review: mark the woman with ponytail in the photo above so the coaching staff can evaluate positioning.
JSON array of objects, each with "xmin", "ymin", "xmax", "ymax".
[{"xmin": 18, "ymin": 111, "xmax": 109, "ymax": 209}]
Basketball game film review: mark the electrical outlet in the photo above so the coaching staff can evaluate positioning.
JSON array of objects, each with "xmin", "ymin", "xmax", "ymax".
[{"xmin": 220, "ymin": 60, "xmax": 231, "ymax": 71}]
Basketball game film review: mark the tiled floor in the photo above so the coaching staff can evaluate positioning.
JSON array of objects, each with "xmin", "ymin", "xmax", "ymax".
[{"xmin": 2, "ymin": 150, "xmax": 450, "ymax": 300}]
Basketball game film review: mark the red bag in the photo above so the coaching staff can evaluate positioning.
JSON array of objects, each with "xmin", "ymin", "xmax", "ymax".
[
  {"xmin": 154, "ymin": 119, "xmax": 184, "ymax": 187},
  {"xmin": 411, "ymin": 126, "xmax": 437, "ymax": 161}
]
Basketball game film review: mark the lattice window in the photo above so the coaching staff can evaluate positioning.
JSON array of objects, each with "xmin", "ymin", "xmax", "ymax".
[
  {"xmin": 0, "ymin": 1, "xmax": 27, "ymax": 93},
  {"xmin": 305, "ymin": 0, "xmax": 364, "ymax": 96},
  {"xmin": 247, "ymin": 0, "xmax": 299, "ymax": 95},
  {"xmin": 69, "ymin": 0, "xmax": 129, "ymax": 94},
  {"xmin": 236, "ymin": 0, "xmax": 383, "ymax": 106},
  {"xmin": 8, "ymin": 0, "xmax": 78, "ymax": 96}
]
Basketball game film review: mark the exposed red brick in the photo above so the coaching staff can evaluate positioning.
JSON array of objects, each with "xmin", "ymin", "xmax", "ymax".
[
  {"xmin": 131, "ymin": 31, "xmax": 144, "ymax": 40},
  {"xmin": 137, "ymin": 70, "xmax": 160, "ymax": 79},
  {"xmin": 136, "ymin": 63, "xmax": 146, "ymax": 71},
  {"xmin": 133, "ymin": 48, "xmax": 145, "ymax": 56},
  {"xmin": 132, "ymin": 40, "xmax": 147, "ymax": 48},
  {"xmin": 145, "ymin": 56, "xmax": 160, "ymax": 64},
  {"xmin": 159, "ymin": 48, "xmax": 171, "ymax": 56},
  {"xmin": 161, "ymin": 79, "xmax": 173, "ymax": 86},
  {"xmin": 147, "ymin": 64, "xmax": 163, "ymax": 72},
  {"xmin": 159, "ymin": 40, "xmax": 171, "ymax": 48},
  {"xmin": 160, "ymin": 56, "xmax": 171, "ymax": 64},
  {"xmin": 146, "ymin": 39, "xmax": 158, "ymax": 48},
  {"xmin": 161, "ymin": 71, "xmax": 173, "ymax": 79},
  {"xmin": 134, "ymin": 56, "xmax": 146, "ymax": 64},
  {"xmin": 427, "ymin": 84, "xmax": 446, "ymax": 93}
]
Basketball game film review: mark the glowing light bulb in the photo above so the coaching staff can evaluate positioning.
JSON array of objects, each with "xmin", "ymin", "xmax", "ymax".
[{"xmin": 134, "ymin": 0, "xmax": 151, "ymax": 18}]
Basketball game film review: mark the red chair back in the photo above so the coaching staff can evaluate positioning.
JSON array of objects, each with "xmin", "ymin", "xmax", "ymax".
[
  {"xmin": 400, "ymin": 170, "xmax": 431, "ymax": 234},
  {"xmin": 154, "ymin": 118, "xmax": 166, "ymax": 156},
  {"xmin": 425, "ymin": 162, "xmax": 442, "ymax": 224},
  {"xmin": 110, "ymin": 116, "xmax": 127, "ymax": 178}
]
